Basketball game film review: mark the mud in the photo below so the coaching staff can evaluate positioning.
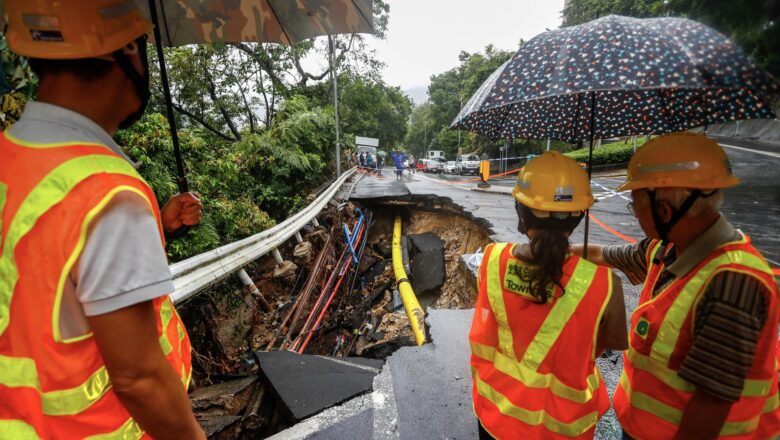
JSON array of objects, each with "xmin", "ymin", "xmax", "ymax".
[{"xmin": 181, "ymin": 196, "xmax": 491, "ymax": 437}]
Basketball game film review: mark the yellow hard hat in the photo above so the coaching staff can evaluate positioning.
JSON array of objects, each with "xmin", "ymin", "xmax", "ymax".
[
  {"xmin": 512, "ymin": 151, "xmax": 594, "ymax": 212},
  {"xmin": 5, "ymin": 0, "xmax": 153, "ymax": 59},
  {"xmin": 617, "ymin": 133, "xmax": 740, "ymax": 192}
]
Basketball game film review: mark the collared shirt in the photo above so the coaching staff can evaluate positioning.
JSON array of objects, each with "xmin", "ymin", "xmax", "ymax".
[
  {"xmin": 8, "ymin": 102, "xmax": 173, "ymax": 339},
  {"xmin": 604, "ymin": 216, "xmax": 770, "ymax": 401}
]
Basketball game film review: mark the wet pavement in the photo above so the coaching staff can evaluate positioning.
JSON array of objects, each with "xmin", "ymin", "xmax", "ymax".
[{"xmin": 274, "ymin": 137, "xmax": 779, "ymax": 439}]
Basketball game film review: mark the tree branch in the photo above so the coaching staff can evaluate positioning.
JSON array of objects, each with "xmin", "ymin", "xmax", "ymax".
[
  {"xmin": 292, "ymin": 34, "xmax": 356, "ymax": 87},
  {"xmin": 231, "ymin": 42, "xmax": 290, "ymax": 96},
  {"xmin": 164, "ymin": 98, "xmax": 238, "ymax": 142},
  {"xmin": 204, "ymin": 66, "xmax": 242, "ymax": 140}
]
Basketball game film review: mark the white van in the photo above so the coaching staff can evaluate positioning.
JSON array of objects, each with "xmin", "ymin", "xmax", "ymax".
[
  {"xmin": 427, "ymin": 150, "xmax": 445, "ymax": 160},
  {"xmin": 456, "ymin": 153, "xmax": 480, "ymax": 175}
]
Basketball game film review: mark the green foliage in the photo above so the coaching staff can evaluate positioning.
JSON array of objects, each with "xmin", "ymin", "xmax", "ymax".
[
  {"xmin": 0, "ymin": 33, "xmax": 37, "ymax": 130},
  {"xmin": 406, "ymin": 45, "xmax": 513, "ymax": 159},
  {"xmin": 237, "ymin": 95, "xmax": 335, "ymax": 218},
  {"xmin": 564, "ymin": 138, "xmax": 648, "ymax": 165},
  {"xmin": 301, "ymin": 72, "xmax": 413, "ymax": 150},
  {"xmin": 116, "ymin": 113, "xmax": 277, "ymax": 262},
  {"xmin": 562, "ymin": 0, "xmax": 780, "ymax": 79}
]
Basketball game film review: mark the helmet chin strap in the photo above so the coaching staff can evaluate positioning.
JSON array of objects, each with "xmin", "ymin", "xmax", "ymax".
[
  {"xmin": 111, "ymin": 37, "xmax": 150, "ymax": 129},
  {"xmin": 647, "ymin": 189, "xmax": 718, "ymax": 245}
]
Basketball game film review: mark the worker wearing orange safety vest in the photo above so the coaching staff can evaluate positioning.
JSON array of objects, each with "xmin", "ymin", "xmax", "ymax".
[
  {"xmin": 470, "ymin": 151, "xmax": 628, "ymax": 439},
  {"xmin": 574, "ymin": 133, "xmax": 780, "ymax": 439},
  {"xmin": 0, "ymin": 1, "xmax": 205, "ymax": 438}
]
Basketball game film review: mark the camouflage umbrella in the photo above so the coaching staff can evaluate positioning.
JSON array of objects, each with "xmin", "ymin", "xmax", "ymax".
[
  {"xmin": 141, "ymin": 0, "xmax": 375, "ymax": 193},
  {"xmin": 139, "ymin": 0, "xmax": 374, "ymax": 46}
]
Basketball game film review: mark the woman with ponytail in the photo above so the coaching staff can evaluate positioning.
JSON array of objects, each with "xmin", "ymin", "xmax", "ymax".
[{"xmin": 469, "ymin": 151, "xmax": 627, "ymax": 440}]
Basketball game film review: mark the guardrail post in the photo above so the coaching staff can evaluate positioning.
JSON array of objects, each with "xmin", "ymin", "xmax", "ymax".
[
  {"xmin": 237, "ymin": 268, "xmax": 271, "ymax": 311},
  {"xmin": 295, "ymin": 232, "xmax": 304, "ymax": 243},
  {"xmin": 272, "ymin": 248, "xmax": 284, "ymax": 265},
  {"xmin": 311, "ymin": 218, "xmax": 320, "ymax": 227}
]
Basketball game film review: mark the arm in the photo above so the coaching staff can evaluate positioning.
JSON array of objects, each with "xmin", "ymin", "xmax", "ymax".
[
  {"xmin": 574, "ymin": 240, "xmax": 650, "ymax": 286},
  {"xmin": 673, "ymin": 391, "xmax": 731, "ymax": 440},
  {"xmin": 674, "ymin": 272, "xmax": 769, "ymax": 439},
  {"xmin": 88, "ymin": 301, "xmax": 205, "ymax": 440},
  {"xmin": 570, "ymin": 243, "xmax": 610, "ymax": 266},
  {"xmin": 596, "ymin": 271, "xmax": 628, "ymax": 353}
]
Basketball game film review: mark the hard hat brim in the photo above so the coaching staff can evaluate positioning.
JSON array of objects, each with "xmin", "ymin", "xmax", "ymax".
[{"xmin": 616, "ymin": 175, "xmax": 741, "ymax": 192}]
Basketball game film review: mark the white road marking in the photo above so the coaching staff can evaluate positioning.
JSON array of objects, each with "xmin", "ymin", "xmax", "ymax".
[
  {"xmin": 592, "ymin": 181, "xmax": 631, "ymax": 201},
  {"xmin": 719, "ymin": 143, "xmax": 780, "ymax": 159}
]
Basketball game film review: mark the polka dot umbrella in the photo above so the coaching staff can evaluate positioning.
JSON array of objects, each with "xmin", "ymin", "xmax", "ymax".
[
  {"xmin": 450, "ymin": 14, "xmax": 779, "ymax": 252},
  {"xmin": 452, "ymin": 14, "xmax": 779, "ymax": 144}
]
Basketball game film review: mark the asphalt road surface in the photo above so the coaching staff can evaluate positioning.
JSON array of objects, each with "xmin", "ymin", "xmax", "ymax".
[{"xmin": 418, "ymin": 139, "xmax": 780, "ymax": 268}]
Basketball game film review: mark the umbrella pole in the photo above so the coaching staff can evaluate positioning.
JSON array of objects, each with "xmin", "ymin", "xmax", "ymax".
[
  {"xmin": 329, "ymin": 35, "xmax": 341, "ymax": 177},
  {"xmin": 148, "ymin": 0, "xmax": 189, "ymax": 194},
  {"xmin": 582, "ymin": 92, "xmax": 596, "ymax": 261}
]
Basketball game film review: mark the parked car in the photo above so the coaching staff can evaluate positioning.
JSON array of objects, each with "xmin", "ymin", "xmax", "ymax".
[
  {"xmin": 445, "ymin": 161, "xmax": 458, "ymax": 174},
  {"xmin": 456, "ymin": 154, "xmax": 481, "ymax": 175},
  {"xmin": 416, "ymin": 159, "xmax": 428, "ymax": 172},
  {"xmin": 428, "ymin": 158, "xmax": 447, "ymax": 174}
]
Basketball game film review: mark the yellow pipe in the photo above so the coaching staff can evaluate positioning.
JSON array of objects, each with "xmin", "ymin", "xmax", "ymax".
[{"xmin": 392, "ymin": 216, "xmax": 426, "ymax": 346}]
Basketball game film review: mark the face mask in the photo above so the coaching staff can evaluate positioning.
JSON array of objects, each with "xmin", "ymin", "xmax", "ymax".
[{"xmin": 113, "ymin": 36, "xmax": 151, "ymax": 130}]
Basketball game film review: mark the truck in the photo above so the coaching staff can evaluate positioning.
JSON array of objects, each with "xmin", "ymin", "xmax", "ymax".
[
  {"xmin": 426, "ymin": 150, "xmax": 445, "ymax": 161},
  {"xmin": 456, "ymin": 153, "xmax": 481, "ymax": 176}
]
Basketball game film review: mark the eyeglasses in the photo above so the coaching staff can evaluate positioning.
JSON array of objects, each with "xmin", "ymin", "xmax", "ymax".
[{"xmin": 626, "ymin": 201, "xmax": 636, "ymax": 216}]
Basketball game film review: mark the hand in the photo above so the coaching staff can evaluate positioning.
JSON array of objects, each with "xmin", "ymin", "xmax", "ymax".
[{"xmin": 161, "ymin": 192, "xmax": 202, "ymax": 233}]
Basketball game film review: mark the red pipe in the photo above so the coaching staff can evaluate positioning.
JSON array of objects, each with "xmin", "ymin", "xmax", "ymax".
[{"xmin": 297, "ymin": 222, "xmax": 366, "ymax": 353}]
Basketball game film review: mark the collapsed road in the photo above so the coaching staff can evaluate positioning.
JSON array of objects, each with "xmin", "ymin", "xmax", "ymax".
[{"xmin": 187, "ymin": 137, "xmax": 780, "ymax": 439}]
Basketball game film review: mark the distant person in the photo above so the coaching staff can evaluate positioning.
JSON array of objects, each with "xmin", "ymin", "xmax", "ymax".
[
  {"xmin": 377, "ymin": 154, "xmax": 384, "ymax": 172},
  {"xmin": 408, "ymin": 154, "xmax": 416, "ymax": 174},
  {"xmin": 359, "ymin": 151, "xmax": 365, "ymax": 168},
  {"xmin": 572, "ymin": 133, "xmax": 780, "ymax": 440},
  {"xmin": 391, "ymin": 150, "xmax": 407, "ymax": 180},
  {"xmin": 470, "ymin": 151, "xmax": 627, "ymax": 440},
  {"xmin": 366, "ymin": 152, "xmax": 374, "ymax": 171}
]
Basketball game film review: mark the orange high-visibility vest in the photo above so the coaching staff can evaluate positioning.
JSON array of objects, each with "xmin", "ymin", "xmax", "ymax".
[
  {"xmin": 614, "ymin": 236, "xmax": 780, "ymax": 440},
  {"xmin": 470, "ymin": 242, "xmax": 613, "ymax": 439},
  {"xmin": 0, "ymin": 132, "xmax": 192, "ymax": 439}
]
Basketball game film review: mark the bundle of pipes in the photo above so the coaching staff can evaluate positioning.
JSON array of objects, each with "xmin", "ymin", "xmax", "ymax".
[
  {"xmin": 265, "ymin": 232, "xmax": 335, "ymax": 351},
  {"xmin": 275, "ymin": 210, "xmax": 373, "ymax": 354}
]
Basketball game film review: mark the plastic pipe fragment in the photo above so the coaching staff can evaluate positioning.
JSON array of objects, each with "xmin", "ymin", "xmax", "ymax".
[
  {"xmin": 392, "ymin": 216, "xmax": 426, "ymax": 346},
  {"xmin": 237, "ymin": 268, "xmax": 270, "ymax": 311},
  {"xmin": 272, "ymin": 248, "xmax": 284, "ymax": 265}
]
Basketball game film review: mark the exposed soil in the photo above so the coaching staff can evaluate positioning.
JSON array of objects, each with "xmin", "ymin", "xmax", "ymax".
[{"xmin": 181, "ymin": 195, "xmax": 491, "ymax": 437}]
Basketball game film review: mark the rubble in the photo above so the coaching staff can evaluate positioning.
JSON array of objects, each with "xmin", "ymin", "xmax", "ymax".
[
  {"xmin": 272, "ymin": 260, "xmax": 298, "ymax": 285},
  {"xmin": 292, "ymin": 241, "xmax": 313, "ymax": 266},
  {"xmin": 182, "ymin": 198, "xmax": 492, "ymax": 437}
]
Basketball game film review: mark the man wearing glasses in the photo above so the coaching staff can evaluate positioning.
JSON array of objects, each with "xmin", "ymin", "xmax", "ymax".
[{"xmin": 573, "ymin": 133, "xmax": 779, "ymax": 440}]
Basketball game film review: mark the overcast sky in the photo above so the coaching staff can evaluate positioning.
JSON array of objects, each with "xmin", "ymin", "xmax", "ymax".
[{"xmin": 369, "ymin": 0, "xmax": 566, "ymax": 101}]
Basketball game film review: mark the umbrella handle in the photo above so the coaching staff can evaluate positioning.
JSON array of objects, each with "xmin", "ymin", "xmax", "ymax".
[{"xmin": 166, "ymin": 177, "xmax": 196, "ymax": 241}]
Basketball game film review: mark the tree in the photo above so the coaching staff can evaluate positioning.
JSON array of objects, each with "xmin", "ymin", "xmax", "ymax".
[
  {"xmin": 406, "ymin": 45, "xmax": 513, "ymax": 159},
  {"xmin": 0, "ymin": 32, "xmax": 37, "ymax": 130},
  {"xmin": 405, "ymin": 102, "xmax": 434, "ymax": 157}
]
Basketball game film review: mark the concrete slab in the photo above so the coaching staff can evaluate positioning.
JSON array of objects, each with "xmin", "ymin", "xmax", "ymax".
[
  {"xmin": 349, "ymin": 170, "xmax": 410, "ymax": 201},
  {"xmin": 388, "ymin": 309, "xmax": 476, "ymax": 440},
  {"xmin": 255, "ymin": 351, "xmax": 382, "ymax": 422},
  {"xmin": 407, "ymin": 233, "xmax": 445, "ymax": 298},
  {"xmin": 267, "ymin": 355, "xmax": 400, "ymax": 440}
]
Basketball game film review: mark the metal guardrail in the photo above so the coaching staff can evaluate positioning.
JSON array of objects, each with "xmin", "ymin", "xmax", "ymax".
[{"xmin": 170, "ymin": 167, "xmax": 357, "ymax": 304}]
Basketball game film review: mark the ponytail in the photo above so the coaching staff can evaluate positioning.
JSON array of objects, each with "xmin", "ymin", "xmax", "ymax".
[{"xmin": 515, "ymin": 202, "xmax": 583, "ymax": 303}]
